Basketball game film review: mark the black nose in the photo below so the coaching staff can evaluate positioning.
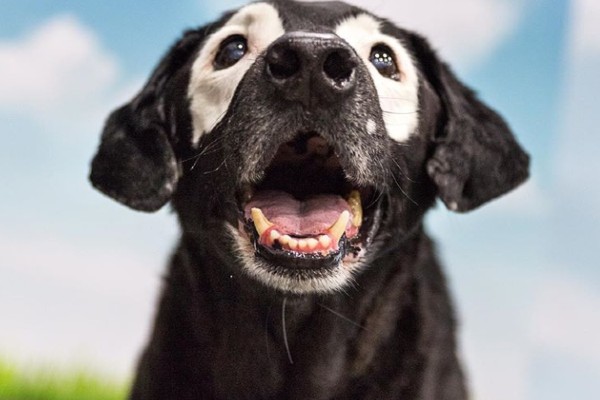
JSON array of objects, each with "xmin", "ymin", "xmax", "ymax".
[{"xmin": 264, "ymin": 32, "xmax": 358, "ymax": 108}]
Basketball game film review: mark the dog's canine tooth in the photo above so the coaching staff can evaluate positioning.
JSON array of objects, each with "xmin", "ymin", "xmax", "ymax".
[
  {"xmin": 318, "ymin": 234, "xmax": 332, "ymax": 248},
  {"xmin": 347, "ymin": 190, "xmax": 363, "ymax": 227},
  {"xmin": 328, "ymin": 210, "xmax": 350, "ymax": 244},
  {"xmin": 251, "ymin": 208, "xmax": 274, "ymax": 236}
]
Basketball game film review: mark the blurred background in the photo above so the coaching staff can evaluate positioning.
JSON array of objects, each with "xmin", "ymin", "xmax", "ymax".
[{"xmin": 0, "ymin": 0, "xmax": 598, "ymax": 399}]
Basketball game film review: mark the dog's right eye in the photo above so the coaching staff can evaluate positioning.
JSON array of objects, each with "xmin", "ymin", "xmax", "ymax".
[
  {"xmin": 214, "ymin": 35, "xmax": 248, "ymax": 70},
  {"xmin": 369, "ymin": 44, "xmax": 400, "ymax": 81}
]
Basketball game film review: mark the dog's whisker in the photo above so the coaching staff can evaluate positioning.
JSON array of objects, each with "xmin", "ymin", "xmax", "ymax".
[
  {"xmin": 282, "ymin": 297, "xmax": 294, "ymax": 365},
  {"xmin": 378, "ymin": 96, "xmax": 417, "ymax": 101},
  {"xmin": 265, "ymin": 302, "xmax": 273, "ymax": 367},
  {"xmin": 202, "ymin": 157, "xmax": 229, "ymax": 175},
  {"xmin": 382, "ymin": 110, "xmax": 418, "ymax": 115},
  {"xmin": 391, "ymin": 159, "xmax": 417, "ymax": 183},
  {"xmin": 388, "ymin": 160, "xmax": 418, "ymax": 206},
  {"xmin": 364, "ymin": 186, "xmax": 384, "ymax": 209},
  {"xmin": 319, "ymin": 303, "xmax": 369, "ymax": 331}
]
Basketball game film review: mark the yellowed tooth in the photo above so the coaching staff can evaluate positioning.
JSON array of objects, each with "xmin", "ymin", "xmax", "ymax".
[
  {"xmin": 251, "ymin": 208, "xmax": 274, "ymax": 236},
  {"xmin": 288, "ymin": 238, "xmax": 298, "ymax": 250},
  {"xmin": 307, "ymin": 238, "xmax": 319, "ymax": 250},
  {"xmin": 319, "ymin": 235, "xmax": 332, "ymax": 248},
  {"xmin": 269, "ymin": 229, "xmax": 281, "ymax": 243},
  {"xmin": 347, "ymin": 190, "xmax": 363, "ymax": 227},
  {"xmin": 328, "ymin": 210, "xmax": 350, "ymax": 243},
  {"xmin": 279, "ymin": 235, "xmax": 291, "ymax": 246},
  {"xmin": 298, "ymin": 239, "xmax": 308, "ymax": 250}
]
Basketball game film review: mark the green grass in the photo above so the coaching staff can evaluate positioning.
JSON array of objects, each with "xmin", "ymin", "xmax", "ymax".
[{"xmin": 0, "ymin": 357, "xmax": 128, "ymax": 400}]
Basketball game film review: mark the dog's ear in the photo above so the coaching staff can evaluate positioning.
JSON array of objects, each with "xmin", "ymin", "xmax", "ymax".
[
  {"xmin": 408, "ymin": 33, "xmax": 530, "ymax": 212},
  {"xmin": 90, "ymin": 31, "xmax": 202, "ymax": 212}
]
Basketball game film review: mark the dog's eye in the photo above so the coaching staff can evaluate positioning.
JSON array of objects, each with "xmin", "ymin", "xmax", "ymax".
[
  {"xmin": 369, "ymin": 44, "xmax": 400, "ymax": 81},
  {"xmin": 214, "ymin": 35, "xmax": 247, "ymax": 70}
]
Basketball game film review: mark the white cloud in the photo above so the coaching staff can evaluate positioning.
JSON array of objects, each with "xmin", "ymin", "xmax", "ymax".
[
  {"xmin": 571, "ymin": 0, "xmax": 600, "ymax": 54},
  {"xmin": 462, "ymin": 337, "xmax": 529, "ymax": 400},
  {"xmin": 0, "ymin": 15, "xmax": 158, "ymax": 374},
  {"xmin": 529, "ymin": 275, "xmax": 600, "ymax": 370},
  {"xmin": 556, "ymin": 0, "xmax": 600, "ymax": 220},
  {"xmin": 479, "ymin": 178, "xmax": 551, "ymax": 218},
  {"xmin": 0, "ymin": 228, "xmax": 170, "ymax": 375},
  {"xmin": 0, "ymin": 14, "xmax": 128, "ymax": 123},
  {"xmin": 0, "ymin": 230, "xmax": 161, "ymax": 302},
  {"xmin": 301, "ymin": 0, "xmax": 528, "ymax": 68}
]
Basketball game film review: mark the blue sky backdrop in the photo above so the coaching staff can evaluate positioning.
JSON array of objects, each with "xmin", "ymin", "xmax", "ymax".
[{"xmin": 1, "ymin": 1, "xmax": 598, "ymax": 399}]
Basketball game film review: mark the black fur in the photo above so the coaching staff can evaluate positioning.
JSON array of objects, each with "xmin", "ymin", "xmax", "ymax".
[{"xmin": 90, "ymin": 1, "xmax": 529, "ymax": 398}]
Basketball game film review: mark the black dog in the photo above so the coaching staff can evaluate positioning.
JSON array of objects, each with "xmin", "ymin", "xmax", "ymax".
[{"xmin": 90, "ymin": 1, "xmax": 529, "ymax": 398}]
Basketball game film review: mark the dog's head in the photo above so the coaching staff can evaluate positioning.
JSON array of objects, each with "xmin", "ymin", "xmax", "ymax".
[{"xmin": 90, "ymin": 0, "xmax": 529, "ymax": 294}]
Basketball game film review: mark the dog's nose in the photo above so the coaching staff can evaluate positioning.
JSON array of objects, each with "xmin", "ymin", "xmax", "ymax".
[{"xmin": 264, "ymin": 32, "xmax": 358, "ymax": 108}]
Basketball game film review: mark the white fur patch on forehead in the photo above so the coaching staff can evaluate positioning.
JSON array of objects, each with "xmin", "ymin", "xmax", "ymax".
[
  {"xmin": 188, "ymin": 3, "xmax": 284, "ymax": 145},
  {"xmin": 335, "ymin": 14, "xmax": 419, "ymax": 142}
]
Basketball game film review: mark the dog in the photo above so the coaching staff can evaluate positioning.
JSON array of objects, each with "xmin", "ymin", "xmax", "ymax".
[{"xmin": 90, "ymin": 1, "xmax": 529, "ymax": 398}]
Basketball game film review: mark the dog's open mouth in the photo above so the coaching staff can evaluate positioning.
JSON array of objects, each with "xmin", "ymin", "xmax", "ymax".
[{"xmin": 238, "ymin": 132, "xmax": 377, "ymax": 270}]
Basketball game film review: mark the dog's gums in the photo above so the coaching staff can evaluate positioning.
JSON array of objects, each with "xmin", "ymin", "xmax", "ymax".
[{"xmin": 250, "ymin": 207, "xmax": 353, "ymax": 254}]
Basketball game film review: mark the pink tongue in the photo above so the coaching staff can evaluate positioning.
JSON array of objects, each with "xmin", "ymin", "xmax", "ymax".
[{"xmin": 244, "ymin": 190, "xmax": 351, "ymax": 236}]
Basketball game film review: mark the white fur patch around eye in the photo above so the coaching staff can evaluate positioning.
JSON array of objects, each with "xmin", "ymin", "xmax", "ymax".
[
  {"xmin": 335, "ymin": 14, "xmax": 420, "ymax": 142},
  {"xmin": 187, "ymin": 3, "xmax": 285, "ymax": 145}
]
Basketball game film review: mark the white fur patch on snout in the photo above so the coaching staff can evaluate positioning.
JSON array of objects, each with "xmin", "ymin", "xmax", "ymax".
[
  {"xmin": 188, "ymin": 3, "xmax": 285, "ymax": 145},
  {"xmin": 336, "ymin": 14, "xmax": 420, "ymax": 142}
]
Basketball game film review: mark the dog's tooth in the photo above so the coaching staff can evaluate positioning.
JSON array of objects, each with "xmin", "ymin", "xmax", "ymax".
[
  {"xmin": 306, "ymin": 238, "xmax": 319, "ymax": 250},
  {"xmin": 319, "ymin": 235, "xmax": 332, "ymax": 248},
  {"xmin": 328, "ymin": 210, "xmax": 350, "ymax": 244},
  {"xmin": 288, "ymin": 238, "xmax": 298, "ymax": 250},
  {"xmin": 347, "ymin": 190, "xmax": 363, "ymax": 227},
  {"xmin": 269, "ymin": 230, "xmax": 281, "ymax": 243},
  {"xmin": 298, "ymin": 239, "xmax": 308, "ymax": 250},
  {"xmin": 251, "ymin": 208, "xmax": 273, "ymax": 236},
  {"xmin": 279, "ymin": 235, "xmax": 291, "ymax": 246}
]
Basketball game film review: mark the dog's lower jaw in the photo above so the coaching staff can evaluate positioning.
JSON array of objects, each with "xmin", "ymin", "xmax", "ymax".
[
  {"xmin": 226, "ymin": 223, "xmax": 365, "ymax": 294},
  {"xmin": 130, "ymin": 228, "xmax": 467, "ymax": 400}
]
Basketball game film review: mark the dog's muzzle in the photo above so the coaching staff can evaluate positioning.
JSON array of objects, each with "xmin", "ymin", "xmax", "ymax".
[{"xmin": 229, "ymin": 33, "xmax": 385, "ymax": 280}]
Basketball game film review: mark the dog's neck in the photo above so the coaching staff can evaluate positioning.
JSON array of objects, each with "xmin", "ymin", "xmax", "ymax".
[
  {"xmin": 136, "ymin": 226, "xmax": 462, "ymax": 399},
  {"xmin": 177, "ymin": 226, "xmax": 425, "ymax": 348}
]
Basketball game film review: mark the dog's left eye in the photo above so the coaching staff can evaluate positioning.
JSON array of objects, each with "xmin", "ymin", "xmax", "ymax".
[
  {"xmin": 214, "ymin": 35, "xmax": 247, "ymax": 70},
  {"xmin": 369, "ymin": 44, "xmax": 400, "ymax": 81}
]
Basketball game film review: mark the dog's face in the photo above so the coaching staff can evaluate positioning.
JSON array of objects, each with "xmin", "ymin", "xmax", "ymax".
[{"xmin": 90, "ymin": 0, "xmax": 529, "ymax": 294}]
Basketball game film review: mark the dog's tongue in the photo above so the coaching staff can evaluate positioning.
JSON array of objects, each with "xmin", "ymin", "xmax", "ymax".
[{"xmin": 244, "ymin": 190, "xmax": 351, "ymax": 236}]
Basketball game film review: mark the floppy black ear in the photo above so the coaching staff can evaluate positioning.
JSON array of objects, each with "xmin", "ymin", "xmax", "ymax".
[
  {"xmin": 90, "ymin": 30, "xmax": 203, "ymax": 212},
  {"xmin": 408, "ymin": 33, "xmax": 530, "ymax": 212}
]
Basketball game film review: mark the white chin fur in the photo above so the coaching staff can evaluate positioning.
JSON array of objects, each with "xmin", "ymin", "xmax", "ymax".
[{"xmin": 226, "ymin": 224, "xmax": 362, "ymax": 294}]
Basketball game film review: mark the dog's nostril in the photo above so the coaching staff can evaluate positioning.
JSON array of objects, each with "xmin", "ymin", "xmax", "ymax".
[
  {"xmin": 323, "ymin": 49, "xmax": 356, "ymax": 84},
  {"xmin": 267, "ymin": 47, "xmax": 300, "ymax": 80}
]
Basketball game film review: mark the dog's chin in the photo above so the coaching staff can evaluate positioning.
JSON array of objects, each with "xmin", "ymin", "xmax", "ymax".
[{"xmin": 227, "ymin": 224, "xmax": 367, "ymax": 294}]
